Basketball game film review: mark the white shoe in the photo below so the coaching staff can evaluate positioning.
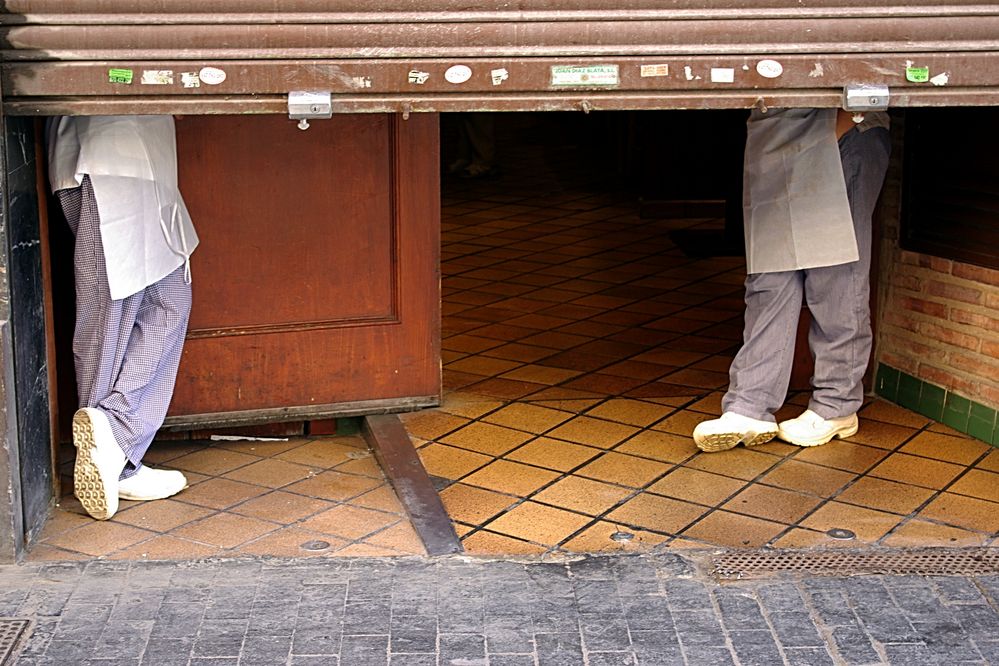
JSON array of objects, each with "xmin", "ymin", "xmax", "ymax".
[
  {"xmin": 778, "ymin": 410, "xmax": 858, "ymax": 447},
  {"xmin": 118, "ymin": 465, "xmax": 189, "ymax": 501},
  {"xmin": 692, "ymin": 411, "xmax": 778, "ymax": 453},
  {"xmin": 72, "ymin": 408, "xmax": 126, "ymax": 520}
]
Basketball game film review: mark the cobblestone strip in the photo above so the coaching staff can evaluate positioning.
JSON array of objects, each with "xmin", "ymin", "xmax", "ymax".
[{"xmin": 0, "ymin": 555, "xmax": 997, "ymax": 665}]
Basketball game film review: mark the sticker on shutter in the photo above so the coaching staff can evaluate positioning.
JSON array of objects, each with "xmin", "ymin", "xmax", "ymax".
[
  {"xmin": 108, "ymin": 68, "xmax": 133, "ymax": 84},
  {"xmin": 141, "ymin": 70, "xmax": 174, "ymax": 85},
  {"xmin": 550, "ymin": 65, "xmax": 619, "ymax": 86}
]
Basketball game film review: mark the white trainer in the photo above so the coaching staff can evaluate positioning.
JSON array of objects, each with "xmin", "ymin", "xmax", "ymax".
[
  {"xmin": 118, "ymin": 466, "xmax": 189, "ymax": 501},
  {"xmin": 778, "ymin": 410, "xmax": 859, "ymax": 447},
  {"xmin": 72, "ymin": 408, "xmax": 127, "ymax": 520},
  {"xmin": 692, "ymin": 411, "xmax": 778, "ymax": 453}
]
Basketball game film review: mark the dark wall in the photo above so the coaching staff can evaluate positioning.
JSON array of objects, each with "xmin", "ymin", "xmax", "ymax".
[
  {"xmin": 0, "ymin": 103, "xmax": 24, "ymax": 561},
  {"xmin": 902, "ymin": 107, "xmax": 999, "ymax": 270},
  {"xmin": 636, "ymin": 109, "xmax": 748, "ymax": 204},
  {"xmin": 4, "ymin": 116, "xmax": 52, "ymax": 549}
]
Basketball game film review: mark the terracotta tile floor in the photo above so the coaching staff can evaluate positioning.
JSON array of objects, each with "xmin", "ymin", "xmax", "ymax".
[
  {"xmin": 30, "ymin": 113, "xmax": 999, "ymax": 561},
  {"xmin": 32, "ymin": 434, "xmax": 427, "ymax": 561}
]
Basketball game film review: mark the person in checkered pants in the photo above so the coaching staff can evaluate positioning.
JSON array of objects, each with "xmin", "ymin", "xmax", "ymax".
[{"xmin": 47, "ymin": 115, "xmax": 199, "ymax": 520}]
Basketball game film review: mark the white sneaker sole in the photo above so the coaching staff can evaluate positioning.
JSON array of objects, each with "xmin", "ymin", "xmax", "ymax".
[
  {"xmin": 778, "ymin": 423, "xmax": 859, "ymax": 447},
  {"xmin": 72, "ymin": 410, "xmax": 118, "ymax": 520},
  {"xmin": 119, "ymin": 484, "xmax": 189, "ymax": 502},
  {"xmin": 694, "ymin": 430, "xmax": 777, "ymax": 453}
]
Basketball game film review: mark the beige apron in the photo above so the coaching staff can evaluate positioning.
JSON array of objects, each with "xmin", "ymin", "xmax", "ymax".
[{"xmin": 742, "ymin": 108, "xmax": 857, "ymax": 274}]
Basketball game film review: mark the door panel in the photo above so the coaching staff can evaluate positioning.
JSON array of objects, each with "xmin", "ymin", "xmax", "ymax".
[{"xmin": 169, "ymin": 114, "xmax": 440, "ymax": 424}]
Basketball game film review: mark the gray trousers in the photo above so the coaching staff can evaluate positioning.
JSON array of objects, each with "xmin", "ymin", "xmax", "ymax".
[
  {"xmin": 723, "ymin": 126, "xmax": 891, "ymax": 422},
  {"xmin": 57, "ymin": 176, "xmax": 192, "ymax": 479}
]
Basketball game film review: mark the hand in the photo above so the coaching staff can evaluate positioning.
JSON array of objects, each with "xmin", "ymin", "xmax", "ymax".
[{"xmin": 835, "ymin": 109, "xmax": 855, "ymax": 139}]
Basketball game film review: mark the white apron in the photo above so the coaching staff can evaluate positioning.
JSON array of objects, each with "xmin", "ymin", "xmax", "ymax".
[
  {"xmin": 47, "ymin": 115, "xmax": 199, "ymax": 300},
  {"xmin": 742, "ymin": 108, "xmax": 857, "ymax": 274}
]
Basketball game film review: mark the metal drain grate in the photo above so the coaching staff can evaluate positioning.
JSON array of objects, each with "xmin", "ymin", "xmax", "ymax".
[
  {"xmin": 712, "ymin": 549, "xmax": 999, "ymax": 580},
  {"xmin": 0, "ymin": 619, "xmax": 30, "ymax": 666}
]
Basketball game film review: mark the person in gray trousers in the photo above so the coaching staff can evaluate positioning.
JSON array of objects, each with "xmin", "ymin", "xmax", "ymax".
[{"xmin": 694, "ymin": 108, "xmax": 891, "ymax": 452}]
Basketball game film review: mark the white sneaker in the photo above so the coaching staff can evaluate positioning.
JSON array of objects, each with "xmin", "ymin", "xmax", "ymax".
[
  {"xmin": 118, "ymin": 466, "xmax": 189, "ymax": 501},
  {"xmin": 72, "ymin": 408, "xmax": 127, "ymax": 520},
  {"xmin": 692, "ymin": 411, "xmax": 778, "ymax": 452},
  {"xmin": 778, "ymin": 410, "xmax": 859, "ymax": 447}
]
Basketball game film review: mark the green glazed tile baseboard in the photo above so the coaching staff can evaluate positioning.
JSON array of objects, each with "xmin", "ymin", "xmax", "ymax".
[{"xmin": 875, "ymin": 363, "xmax": 999, "ymax": 447}]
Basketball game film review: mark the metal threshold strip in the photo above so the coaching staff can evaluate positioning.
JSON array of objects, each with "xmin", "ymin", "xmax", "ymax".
[
  {"xmin": 362, "ymin": 414, "xmax": 462, "ymax": 557},
  {"xmin": 712, "ymin": 549, "xmax": 999, "ymax": 580}
]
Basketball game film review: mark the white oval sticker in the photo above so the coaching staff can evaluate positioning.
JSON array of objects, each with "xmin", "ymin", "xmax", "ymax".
[
  {"xmin": 199, "ymin": 67, "xmax": 227, "ymax": 85},
  {"xmin": 444, "ymin": 65, "xmax": 472, "ymax": 84},
  {"xmin": 756, "ymin": 59, "xmax": 783, "ymax": 79}
]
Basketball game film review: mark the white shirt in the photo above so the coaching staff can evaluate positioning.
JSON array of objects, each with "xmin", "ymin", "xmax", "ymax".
[{"xmin": 47, "ymin": 115, "xmax": 199, "ymax": 299}]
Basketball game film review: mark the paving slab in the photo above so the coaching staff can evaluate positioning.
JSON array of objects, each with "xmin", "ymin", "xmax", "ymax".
[{"xmin": 2, "ymin": 551, "xmax": 998, "ymax": 665}]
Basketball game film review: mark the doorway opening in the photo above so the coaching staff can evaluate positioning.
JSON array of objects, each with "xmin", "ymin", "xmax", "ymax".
[
  {"xmin": 415, "ymin": 110, "xmax": 996, "ymax": 555},
  {"xmin": 29, "ymin": 110, "xmax": 996, "ymax": 561}
]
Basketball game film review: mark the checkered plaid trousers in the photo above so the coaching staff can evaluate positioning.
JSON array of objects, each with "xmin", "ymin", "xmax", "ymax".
[{"xmin": 56, "ymin": 176, "xmax": 192, "ymax": 480}]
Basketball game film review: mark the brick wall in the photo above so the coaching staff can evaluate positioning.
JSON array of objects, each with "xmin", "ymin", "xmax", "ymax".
[{"xmin": 874, "ymin": 114, "xmax": 999, "ymax": 412}]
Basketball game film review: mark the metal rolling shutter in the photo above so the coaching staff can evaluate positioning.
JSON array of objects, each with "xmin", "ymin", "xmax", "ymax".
[{"xmin": 2, "ymin": 1, "xmax": 999, "ymax": 115}]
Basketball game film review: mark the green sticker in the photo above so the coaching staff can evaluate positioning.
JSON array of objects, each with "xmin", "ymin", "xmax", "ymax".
[
  {"xmin": 108, "ymin": 68, "xmax": 133, "ymax": 84},
  {"xmin": 906, "ymin": 66, "xmax": 930, "ymax": 83}
]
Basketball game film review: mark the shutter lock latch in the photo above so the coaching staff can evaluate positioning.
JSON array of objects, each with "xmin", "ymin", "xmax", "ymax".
[
  {"xmin": 288, "ymin": 91, "xmax": 333, "ymax": 130},
  {"xmin": 842, "ymin": 84, "xmax": 889, "ymax": 113}
]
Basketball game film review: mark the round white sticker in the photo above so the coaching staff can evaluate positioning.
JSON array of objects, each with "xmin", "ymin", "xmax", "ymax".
[
  {"xmin": 756, "ymin": 59, "xmax": 784, "ymax": 79},
  {"xmin": 199, "ymin": 67, "xmax": 227, "ymax": 85},
  {"xmin": 444, "ymin": 65, "xmax": 473, "ymax": 84}
]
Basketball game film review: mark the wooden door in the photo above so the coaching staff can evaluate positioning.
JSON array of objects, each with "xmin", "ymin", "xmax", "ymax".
[{"xmin": 167, "ymin": 114, "xmax": 440, "ymax": 427}]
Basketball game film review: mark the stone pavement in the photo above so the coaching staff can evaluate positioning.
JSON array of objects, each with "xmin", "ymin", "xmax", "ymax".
[{"xmin": 2, "ymin": 552, "xmax": 999, "ymax": 665}]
